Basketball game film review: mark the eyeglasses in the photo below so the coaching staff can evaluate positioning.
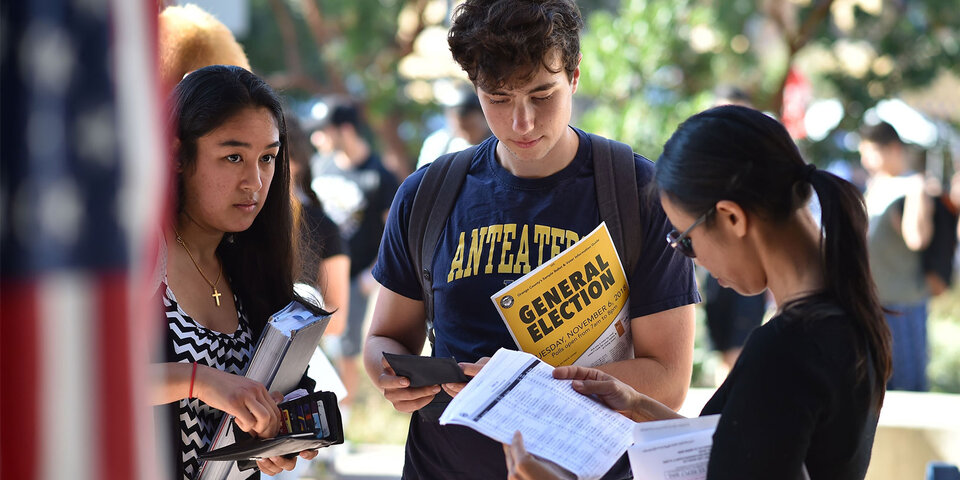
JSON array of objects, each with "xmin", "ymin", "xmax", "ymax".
[{"xmin": 665, "ymin": 207, "xmax": 715, "ymax": 258}]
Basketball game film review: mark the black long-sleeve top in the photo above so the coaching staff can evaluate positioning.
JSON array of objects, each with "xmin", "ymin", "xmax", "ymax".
[{"xmin": 701, "ymin": 296, "xmax": 882, "ymax": 479}]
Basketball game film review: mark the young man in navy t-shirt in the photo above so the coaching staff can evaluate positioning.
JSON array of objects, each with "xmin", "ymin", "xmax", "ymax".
[{"xmin": 363, "ymin": 1, "xmax": 700, "ymax": 478}]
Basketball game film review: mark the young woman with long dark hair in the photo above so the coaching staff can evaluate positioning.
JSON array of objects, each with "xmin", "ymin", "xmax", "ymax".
[
  {"xmin": 151, "ymin": 65, "xmax": 319, "ymax": 479},
  {"xmin": 504, "ymin": 105, "xmax": 892, "ymax": 479}
]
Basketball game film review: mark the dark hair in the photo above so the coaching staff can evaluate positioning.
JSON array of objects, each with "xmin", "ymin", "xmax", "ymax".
[
  {"xmin": 655, "ymin": 105, "xmax": 891, "ymax": 409},
  {"xmin": 859, "ymin": 121, "xmax": 902, "ymax": 146},
  {"xmin": 283, "ymin": 111, "xmax": 328, "ymax": 289},
  {"xmin": 169, "ymin": 65, "xmax": 301, "ymax": 333},
  {"xmin": 453, "ymin": 92, "xmax": 484, "ymax": 118},
  {"xmin": 328, "ymin": 103, "xmax": 362, "ymax": 129},
  {"xmin": 713, "ymin": 85, "xmax": 752, "ymax": 106},
  {"xmin": 283, "ymin": 112, "xmax": 321, "ymax": 206},
  {"xmin": 448, "ymin": 0, "xmax": 583, "ymax": 91}
]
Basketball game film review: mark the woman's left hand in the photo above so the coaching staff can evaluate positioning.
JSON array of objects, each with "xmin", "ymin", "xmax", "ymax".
[
  {"xmin": 553, "ymin": 366, "xmax": 681, "ymax": 422},
  {"xmin": 502, "ymin": 431, "xmax": 575, "ymax": 480},
  {"xmin": 256, "ymin": 449, "xmax": 319, "ymax": 476}
]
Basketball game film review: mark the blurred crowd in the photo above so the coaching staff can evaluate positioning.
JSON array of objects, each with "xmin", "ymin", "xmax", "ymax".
[{"xmin": 157, "ymin": 0, "xmax": 960, "ymax": 439}]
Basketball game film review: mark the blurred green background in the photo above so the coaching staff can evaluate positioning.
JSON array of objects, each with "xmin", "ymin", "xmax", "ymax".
[
  {"xmin": 231, "ymin": 0, "xmax": 959, "ymax": 180},
  {"xmin": 178, "ymin": 0, "xmax": 960, "ymax": 445}
]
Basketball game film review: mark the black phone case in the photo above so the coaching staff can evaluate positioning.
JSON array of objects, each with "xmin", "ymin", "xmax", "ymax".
[
  {"xmin": 199, "ymin": 390, "xmax": 344, "ymax": 465},
  {"xmin": 382, "ymin": 352, "xmax": 469, "ymax": 387}
]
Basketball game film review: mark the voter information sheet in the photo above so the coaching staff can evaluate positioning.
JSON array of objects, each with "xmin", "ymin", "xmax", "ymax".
[
  {"xmin": 439, "ymin": 348, "xmax": 634, "ymax": 480},
  {"xmin": 627, "ymin": 415, "xmax": 720, "ymax": 480}
]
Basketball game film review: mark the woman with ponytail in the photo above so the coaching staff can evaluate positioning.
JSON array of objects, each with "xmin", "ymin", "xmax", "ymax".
[{"xmin": 502, "ymin": 105, "xmax": 891, "ymax": 480}]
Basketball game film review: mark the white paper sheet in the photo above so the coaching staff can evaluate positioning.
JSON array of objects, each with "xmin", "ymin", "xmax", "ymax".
[
  {"xmin": 439, "ymin": 348, "xmax": 634, "ymax": 480},
  {"xmin": 628, "ymin": 415, "xmax": 719, "ymax": 480}
]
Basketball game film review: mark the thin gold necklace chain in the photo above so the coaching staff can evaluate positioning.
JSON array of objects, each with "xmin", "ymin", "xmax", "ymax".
[{"xmin": 171, "ymin": 225, "xmax": 223, "ymax": 306}]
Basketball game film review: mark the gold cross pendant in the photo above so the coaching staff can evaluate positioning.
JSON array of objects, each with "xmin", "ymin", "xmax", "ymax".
[{"xmin": 212, "ymin": 288, "xmax": 222, "ymax": 307}]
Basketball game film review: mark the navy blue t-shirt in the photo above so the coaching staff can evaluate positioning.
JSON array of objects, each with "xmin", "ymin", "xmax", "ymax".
[{"xmin": 374, "ymin": 128, "xmax": 699, "ymax": 479}]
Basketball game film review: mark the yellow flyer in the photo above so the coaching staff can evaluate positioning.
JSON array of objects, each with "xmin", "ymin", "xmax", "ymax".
[{"xmin": 491, "ymin": 222, "xmax": 633, "ymax": 367}]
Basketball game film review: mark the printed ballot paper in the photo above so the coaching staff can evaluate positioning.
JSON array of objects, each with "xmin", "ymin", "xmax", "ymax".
[
  {"xmin": 439, "ymin": 348, "xmax": 724, "ymax": 480},
  {"xmin": 439, "ymin": 348, "xmax": 634, "ymax": 480},
  {"xmin": 628, "ymin": 415, "xmax": 720, "ymax": 480}
]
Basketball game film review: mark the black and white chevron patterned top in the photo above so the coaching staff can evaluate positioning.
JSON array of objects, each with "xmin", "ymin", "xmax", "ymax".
[{"xmin": 162, "ymin": 280, "xmax": 255, "ymax": 480}]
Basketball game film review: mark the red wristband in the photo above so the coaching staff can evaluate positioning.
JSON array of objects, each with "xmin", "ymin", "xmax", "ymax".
[{"xmin": 188, "ymin": 361, "xmax": 198, "ymax": 399}]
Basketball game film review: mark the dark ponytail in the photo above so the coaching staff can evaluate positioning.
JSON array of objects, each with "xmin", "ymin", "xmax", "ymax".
[
  {"xmin": 806, "ymin": 168, "xmax": 891, "ymax": 408},
  {"xmin": 656, "ymin": 105, "xmax": 891, "ymax": 409}
]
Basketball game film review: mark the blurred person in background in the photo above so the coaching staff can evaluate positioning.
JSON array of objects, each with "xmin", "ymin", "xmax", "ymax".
[
  {"xmin": 416, "ymin": 89, "xmax": 491, "ymax": 169},
  {"xmin": 284, "ymin": 112, "xmax": 350, "ymax": 338},
  {"xmin": 713, "ymin": 85, "xmax": 752, "ymax": 109},
  {"xmin": 158, "ymin": 4, "xmax": 251, "ymax": 91},
  {"xmin": 953, "ymin": 171, "xmax": 960, "ymax": 255},
  {"xmin": 308, "ymin": 102, "xmax": 399, "ymax": 409},
  {"xmin": 859, "ymin": 121, "xmax": 936, "ymax": 391},
  {"xmin": 918, "ymin": 168, "xmax": 958, "ymax": 297}
]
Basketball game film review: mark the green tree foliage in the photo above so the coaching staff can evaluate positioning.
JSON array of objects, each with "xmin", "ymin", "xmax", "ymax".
[
  {"xmin": 577, "ymin": 0, "xmax": 717, "ymax": 158},
  {"xmin": 242, "ymin": 0, "xmax": 442, "ymax": 176},
  {"xmin": 577, "ymin": 0, "xmax": 960, "ymax": 162},
  {"xmin": 812, "ymin": 0, "xmax": 960, "ymax": 163},
  {"xmin": 239, "ymin": 0, "xmax": 959, "ymax": 176}
]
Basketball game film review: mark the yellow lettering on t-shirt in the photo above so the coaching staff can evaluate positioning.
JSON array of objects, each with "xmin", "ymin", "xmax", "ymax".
[
  {"xmin": 444, "ymin": 224, "xmax": 580, "ymax": 283},
  {"xmin": 514, "ymin": 224, "xmax": 531, "ymax": 274},
  {"xmin": 448, "ymin": 232, "xmax": 466, "ymax": 282},
  {"xmin": 498, "ymin": 224, "xmax": 517, "ymax": 274},
  {"xmin": 463, "ymin": 227, "xmax": 488, "ymax": 278},
  {"xmin": 484, "ymin": 224, "xmax": 504, "ymax": 274},
  {"xmin": 550, "ymin": 227, "xmax": 566, "ymax": 259},
  {"xmin": 534, "ymin": 225, "xmax": 552, "ymax": 265}
]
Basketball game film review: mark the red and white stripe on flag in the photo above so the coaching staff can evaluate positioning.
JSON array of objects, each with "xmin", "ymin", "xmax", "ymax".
[{"xmin": 1, "ymin": 0, "xmax": 166, "ymax": 479}]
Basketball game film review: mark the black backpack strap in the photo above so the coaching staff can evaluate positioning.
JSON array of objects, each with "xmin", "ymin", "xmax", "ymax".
[
  {"xmin": 589, "ymin": 133, "xmax": 643, "ymax": 274},
  {"xmin": 407, "ymin": 146, "xmax": 477, "ymax": 349}
]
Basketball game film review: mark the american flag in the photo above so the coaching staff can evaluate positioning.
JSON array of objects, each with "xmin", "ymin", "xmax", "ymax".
[{"xmin": 1, "ymin": 1, "xmax": 166, "ymax": 479}]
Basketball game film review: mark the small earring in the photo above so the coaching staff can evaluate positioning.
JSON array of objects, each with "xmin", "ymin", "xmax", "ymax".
[{"xmin": 225, "ymin": 234, "xmax": 235, "ymax": 244}]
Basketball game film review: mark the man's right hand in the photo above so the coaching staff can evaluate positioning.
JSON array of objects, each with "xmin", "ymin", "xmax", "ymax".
[{"xmin": 377, "ymin": 357, "xmax": 441, "ymax": 413}]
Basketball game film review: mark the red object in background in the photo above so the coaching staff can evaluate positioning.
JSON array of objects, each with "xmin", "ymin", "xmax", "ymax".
[{"xmin": 782, "ymin": 68, "xmax": 813, "ymax": 140}]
